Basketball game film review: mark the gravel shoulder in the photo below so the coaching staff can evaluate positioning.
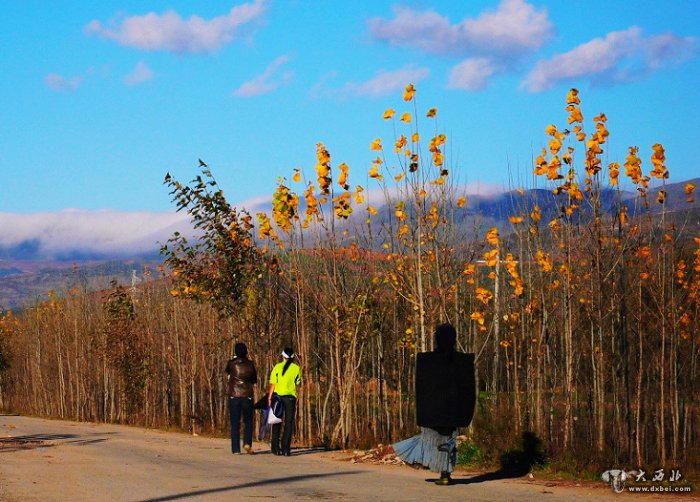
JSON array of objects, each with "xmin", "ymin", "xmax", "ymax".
[{"xmin": 0, "ymin": 415, "xmax": 693, "ymax": 501}]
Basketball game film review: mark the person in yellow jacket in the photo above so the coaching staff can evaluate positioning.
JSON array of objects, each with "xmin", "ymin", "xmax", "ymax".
[{"xmin": 267, "ymin": 346, "xmax": 301, "ymax": 456}]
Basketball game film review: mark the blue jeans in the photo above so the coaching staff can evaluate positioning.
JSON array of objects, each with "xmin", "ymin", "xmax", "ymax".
[
  {"xmin": 228, "ymin": 396, "xmax": 253, "ymax": 453},
  {"xmin": 271, "ymin": 395, "xmax": 296, "ymax": 454}
]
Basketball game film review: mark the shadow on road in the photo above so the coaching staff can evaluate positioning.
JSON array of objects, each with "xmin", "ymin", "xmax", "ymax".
[
  {"xmin": 137, "ymin": 471, "xmax": 361, "ymax": 502},
  {"xmin": 425, "ymin": 468, "xmax": 529, "ymax": 485},
  {"xmin": 0, "ymin": 433, "xmax": 78, "ymax": 442},
  {"xmin": 424, "ymin": 431, "xmax": 546, "ymax": 486},
  {"xmin": 287, "ymin": 446, "xmax": 327, "ymax": 456},
  {"xmin": 0, "ymin": 432, "xmax": 115, "ymax": 452},
  {"xmin": 247, "ymin": 446, "xmax": 330, "ymax": 456}
]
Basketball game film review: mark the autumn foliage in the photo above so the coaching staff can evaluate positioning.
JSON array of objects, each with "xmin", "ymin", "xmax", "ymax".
[{"xmin": 1, "ymin": 86, "xmax": 698, "ymax": 473}]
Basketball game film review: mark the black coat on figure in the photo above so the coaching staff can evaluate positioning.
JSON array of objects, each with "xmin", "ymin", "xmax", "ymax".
[{"xmin": 415, "ymin": 350, "xmax": 476, "ymax": 429}]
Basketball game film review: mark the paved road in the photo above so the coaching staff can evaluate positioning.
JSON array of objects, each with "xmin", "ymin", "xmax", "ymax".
[{"xmin": 0, "ymin": 415, "xmax": 682, "ymax": 501}]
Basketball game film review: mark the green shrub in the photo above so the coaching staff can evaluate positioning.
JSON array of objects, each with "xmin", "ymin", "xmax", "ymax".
[{"xmin": 457, "ymin": 441, "xmax": 484, "ymax": 466}]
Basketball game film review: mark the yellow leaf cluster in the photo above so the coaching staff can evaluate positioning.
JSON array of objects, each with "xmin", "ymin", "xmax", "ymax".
[
  {"xmin": 409, "ymin": 153, "xmax": 419, "ymax": 173},
  {"xmin": 584, "ymin": 116, "xmax": 608, "ymax": 176},
  {"xmin": 429, "ymin": 134, "xmax": 446, "ymax": 167},
  {"xmin": 316, "ymin": 143, "xmax": 332, "ymax": 195},
  {"xmin": 566, "ymin": 104, "xmax": 583, "ymax": 124},
  {"xmin": 566, "ymin": 88, "xmax": 581, "ymax": 105},
  {"xmin": 624, "ymin": 146, "xmax": 647, "ymax": 186},
  {"xmin": 470, "ymin": 311, "xmax": 485, "ymax": 325},
  {"xmin": 609, "ymin": 162, "xmax": 620, "ymax": 186},
  {"xmin": 403, "ymin": 83, "xmax": 415, "ymax": 102},
  {"xmin": 354, "ymin": 185, "xmax": 364, "ymax": 204},
  {"xmin": 619, "ymin": 205, "xmax": 628, "ymax": 225},
  {"xmin": 476, "ymin": 287, "xmax": 493, "ymax": 305},
  {"xmin": 333, "ymin": 192, "xmax": 352, "ymax": 219},
  {"xmin": 534, "ymin": 148, "xmax": 547, "ymax": 176},
  {"xmin": 369, "ymin": 163, "xmax": 383, "ymax": 181},
  {"xmin": 486, "ymin": 227, "xmax": 499, "ymax": 246},
  {"xmin": 395, "ymin": 135, "xmax": 407, "ymax": 152},
  {"xmin": 395, "ymin": 201, "xmax": 406, "ymax": 220},
  {"xmin": 463, "ymin": 263, "xmax": 476, "ymax": 284},
  {"xmin": 535, "ymin": 250, "xmax": 552, "ymax": 272},
  {"xmin": 303, "ymin": 184, "xmax": 320, "ymax": 227},
  {"xmin": 483, "ymin": 248, "xmax": 499, "ymax": 267},
  {"xmin": 272, "ymin": 182, "xmax": 298, "ymax": 233},
  {"xmin": 548, "ymin": 218, "xmax": 561, "ymax": 232},
  {"xmin": 337, "ymin": 162, "xmax": 350, "ymax": 190},
  {"xmin": 686, "ymin": 182, "xmax": 696, "ymax": 203},
  {"xmin": 505, "ymin": 253, "xmax": 523, "ymax": 296},
  {"xmin": 650, "ymin": 143, "xmax": 669, "ymax": 179},
  {"xmin": 257, "ymin": 212, "xmax": 277, "ymax": 241},
  {"xmin": 426, "ymin": 201, "xmax": 440, "ymax": 228}
]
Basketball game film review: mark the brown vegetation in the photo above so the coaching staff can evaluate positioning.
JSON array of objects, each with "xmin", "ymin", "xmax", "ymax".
[{"xmin": 0, "ymin": 87, "xmax": 698, "ymax": 475}]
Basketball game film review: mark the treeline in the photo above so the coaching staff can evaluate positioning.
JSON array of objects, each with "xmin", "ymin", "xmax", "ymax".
[{"xmin": 0, "ymin": 87, "xmax": 698, "ymax": 473}]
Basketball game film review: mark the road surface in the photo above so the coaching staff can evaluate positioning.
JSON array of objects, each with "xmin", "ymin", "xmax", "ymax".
[{"xmin": 0, "ymin": 415, "xmax": 690, "ymax": 501}]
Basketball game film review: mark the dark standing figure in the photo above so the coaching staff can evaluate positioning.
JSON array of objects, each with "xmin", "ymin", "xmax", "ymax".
[
  {"xmin": 267, "ymin": 347, "xmax": 301, "ymax": 456},
  {"xmin": 394, "ymin": 323, "xmax": 477, "ymax": 485},
  {"xmin": 225, "ymin": 342, "xmax": 258, "ymax": 454}
]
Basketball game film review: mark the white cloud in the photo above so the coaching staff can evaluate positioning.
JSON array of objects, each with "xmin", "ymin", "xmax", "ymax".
[
  {"xmin": 123, "ymin": 61, "xmax": 154, "ymax": 86},
  {"xmin": 522, "ymin": 27, "xmax": 698, "ymax": 92},
  {"xmin": 368, "ymin": 0, "xmax": 553, "ymax": 58},
  {"xmin": 45, "ymin": 73, "xmax": 83, "ymax": 92},
  {"xmin": 85, "ymin": 0, "xmax": 267, "ymax": 54},
  {"xmin": 233, "ymin": 55, "xmax": 293, "ymax": 97},
  {"xmin": 644, "ymin": 32, "xmax": 698, "ymax": 69},
  {"xmin": 361, "ymin": 182, "xmax": 506, "ymax": 209},
  {"xmin": 0, "ymin": 210, "xmax": 191, "ymax": 259},
  {"xmin": 461, "ymin": 0, "xmax": 553, "ymax": 54},
  {"xmin": 448, "ymin": 58, "xmax": 501, "ymax": 91},
  {"xmin": 309, "ymin": 71, "xmax": 339, "ymax": 99},
  {"xmin": 343, "ymin": 66, "xmax": 430, "ymax": 98}
]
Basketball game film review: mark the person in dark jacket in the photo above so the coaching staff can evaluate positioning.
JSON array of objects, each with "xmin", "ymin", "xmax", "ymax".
[
  {"xmin": 225, "ymin": 342, "xmax": 258, "ymax": 454},
  {"xmin": 394, "ymin": 323, "xmax": 476, "ymax": 485}
]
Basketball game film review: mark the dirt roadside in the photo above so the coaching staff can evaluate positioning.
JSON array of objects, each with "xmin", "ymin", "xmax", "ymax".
[{"xmin": 1, "ymin": 415, "xmax": 694, "ymax": 501}]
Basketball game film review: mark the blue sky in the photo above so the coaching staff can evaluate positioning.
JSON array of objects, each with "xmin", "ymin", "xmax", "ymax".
[{"xmin": 1, "ymin": 0, "xmax": 699, "ymax": 256}]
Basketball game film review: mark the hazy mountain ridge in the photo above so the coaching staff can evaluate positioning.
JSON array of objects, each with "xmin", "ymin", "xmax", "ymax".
[
  {"xmin": 0, "ymin": 258, "xmax": 161, "ymax": 312},
  {"xmin": 1, "ymin": 177, "xmax": 697, "ymax": 312}
]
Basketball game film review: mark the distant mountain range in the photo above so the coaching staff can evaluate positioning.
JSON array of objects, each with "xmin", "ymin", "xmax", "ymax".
[
  {"xmin": 0, "ymin": 258, "xmax": 162, "ymax": 312},
  {"xmin": 1, "ymin": 177, "xmax": 697, "ymax": 312},
  {"xmin": 461, "ymin": 177, "xmax": 699, "ymax": 230}
]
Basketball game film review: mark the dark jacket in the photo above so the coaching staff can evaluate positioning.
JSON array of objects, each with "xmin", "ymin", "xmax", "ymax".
[
  {"xmin": 415, "ymin": 351, "xmax": 476, "ymax": 429},
  {"xmin": 225, "ymin": 357, "xmax": 257, "ymax": 398}
]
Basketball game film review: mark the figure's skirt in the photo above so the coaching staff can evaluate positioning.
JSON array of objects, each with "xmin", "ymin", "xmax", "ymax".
[{"xmin": 393, "ymin": 427, "xmax": 457, "ymax": 473}]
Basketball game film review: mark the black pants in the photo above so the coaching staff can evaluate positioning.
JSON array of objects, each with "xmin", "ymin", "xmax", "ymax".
[
  {"xmin": 271, "ymin": 395, "xmax": 296, "ymax": 454},
  {"xmin": 228, "ymin": 396, "xmax": 253, "ymax": 453}
]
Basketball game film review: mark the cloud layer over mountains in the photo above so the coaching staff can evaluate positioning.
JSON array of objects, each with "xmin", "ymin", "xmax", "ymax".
[
  {"xmin": 0, "ymin": 183, "xmax": 508, "ymax": 262},
  {"xmin": 0, "ymin": 210, "xmax": 191, "ymax": 261}
]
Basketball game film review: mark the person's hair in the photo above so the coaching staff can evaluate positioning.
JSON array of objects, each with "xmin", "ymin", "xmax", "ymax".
[
  {"xmin": 281, "ymin": 346, "xmax": 295, "ymax": 375},
  {"xmin": 434, "ymin": 323, "xmax": 457, "ymax": 353},
  {"xmin": 234, "ymin": 342, "xmax": 247, "ymax": 358}
]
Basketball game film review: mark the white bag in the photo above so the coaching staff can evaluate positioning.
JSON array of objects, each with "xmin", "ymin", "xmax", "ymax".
[{"xmin": 266, "ymin": 407, "xmax": 282, "ymax": 425}]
